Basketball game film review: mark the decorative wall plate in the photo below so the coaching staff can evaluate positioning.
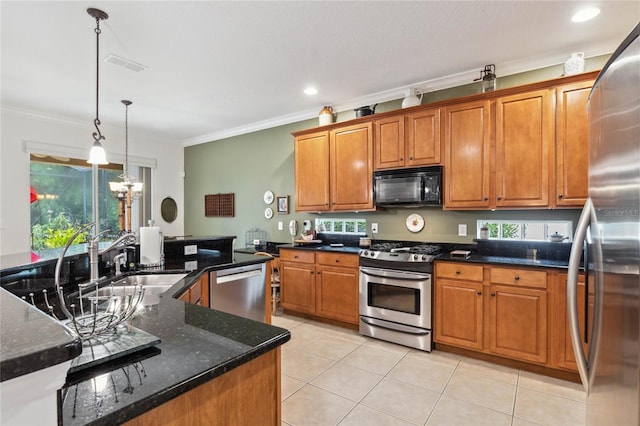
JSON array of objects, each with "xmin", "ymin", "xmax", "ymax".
[
  {"xmin": 264, "ymin": 207, "xmax": 273, "ymax": 219},
  {"xmin": 406, "ymin": 213, "xmax": 425, "ymax": 233},
  {"xmin": 263, "ymin": 191, "xmax": 274, "ymax": 205}
]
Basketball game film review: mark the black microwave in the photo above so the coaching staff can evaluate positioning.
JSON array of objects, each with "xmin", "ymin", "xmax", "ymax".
[{"xmin": 373, "ymin": 166, "xmax": 443, "ymax": 207}]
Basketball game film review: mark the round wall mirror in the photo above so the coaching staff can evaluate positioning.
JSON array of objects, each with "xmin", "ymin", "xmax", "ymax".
[{"xmin": 160, "ymin": 197, "xmax": 178, "ymax": 223}]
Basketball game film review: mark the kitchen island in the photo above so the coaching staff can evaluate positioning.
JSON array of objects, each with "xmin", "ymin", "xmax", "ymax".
[{"xmin": 0, "ymin": 237, "xmax": 291, "ymax": 425}]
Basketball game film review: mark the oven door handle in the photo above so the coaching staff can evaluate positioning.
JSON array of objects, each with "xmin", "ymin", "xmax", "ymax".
[{"xmin": 360, "ymin": 266, "xmax": 430, "ymax": 281}]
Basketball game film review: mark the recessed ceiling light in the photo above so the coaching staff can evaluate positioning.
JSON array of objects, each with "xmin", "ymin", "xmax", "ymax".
[
  {"xmin": 572, "ymin": 7, "xmax": 600, "ymax": 23},
  {"xmin": 304, "ymin": 87, "xmax": 318, "ymax": 96}
]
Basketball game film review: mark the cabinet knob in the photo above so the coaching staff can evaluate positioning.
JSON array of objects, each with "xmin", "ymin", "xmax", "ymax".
[
  {"xmin": 455, "ymin": 270, "xmax": 461, "ymax": 275},
  {"xmin": 335, "ymin": 259, "xmax": 340, "ymax": 263},
  {"xmin": 514, "ymin": 275, "xmax": 520, "ymax": 281},
  {"xmin": 483, "ymin": 197, "xmax": 489, "ymax": 201},
  {"xmin": 310, "ymin": 271, "xmax": 314, "ymax": 274},
  {"xmin": 558, "ymin": 194, "xmax": 564, "ymax": 199},
  {"xmin": 409, "ymin": 156, "xmax": 413, "ymax": 160},
  {"xmin": 490, "ymin": 292, "xmax": 496, "ymax": 297},
  {"xmin": 497, "ymin": 196, "xmax": 502, "ymax": 201},
  {"xmin": 477, "ymin": 291, "xmax": 482, "ymax": 296},
  {"xmin": 399, "ymin": 157, "xmax": 403, "ymax": 161},
  {"xmin": 317, "ymin": 271, "xmax": 321, "ymax": 275}
]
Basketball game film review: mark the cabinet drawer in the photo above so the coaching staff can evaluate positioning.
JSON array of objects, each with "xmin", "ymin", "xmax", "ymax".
[
  {"xmin": 436, "ymin": 262, "xmax": 483, "ymax": 282},
  {"xmin": 490, "ymin": 267, "xmax": 547, "ymax": 288},
  {"xmin": 280, "ymin": 249, "xmax": 315, "ymax": 263},
  {"xmin": 316, "ymin": 252, "xmax": 359, "ymax": 268}
]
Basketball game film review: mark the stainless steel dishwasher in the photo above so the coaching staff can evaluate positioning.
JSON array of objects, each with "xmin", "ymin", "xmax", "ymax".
[{"xmin": 209, "ymin": 263, "xmax": 266, "ymax": 322}]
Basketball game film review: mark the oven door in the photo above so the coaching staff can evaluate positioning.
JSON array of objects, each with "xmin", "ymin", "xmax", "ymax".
[{"xmin": 359, "ymin": 266, "xmax": 431, "ymax": 330}]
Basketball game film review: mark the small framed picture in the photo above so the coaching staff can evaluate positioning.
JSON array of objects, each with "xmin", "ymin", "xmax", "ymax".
[{"xmin": 276, "ymin": 195, "xmax": 289, "ymax": 214}]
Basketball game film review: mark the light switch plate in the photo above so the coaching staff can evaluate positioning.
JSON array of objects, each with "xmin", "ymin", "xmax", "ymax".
[
  {"xmin": 184, "ymin": 245, "xmax": 198, "ymax": 255},
  {"xmin": 371, "ymin": 223, "xmax": 379, "ymax": 234},
  {"xmin": 458, "ymin": 224, "xmax": 467, "ymax": 236},
  {"xmin": 278, "ymin": 221, "xmax": 283, "ymax": 230}
]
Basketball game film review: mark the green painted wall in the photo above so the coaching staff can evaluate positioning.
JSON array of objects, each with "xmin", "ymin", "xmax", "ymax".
[{"xmin": 185, "ymin": 56, "xmax": 608, "ymax": 246}]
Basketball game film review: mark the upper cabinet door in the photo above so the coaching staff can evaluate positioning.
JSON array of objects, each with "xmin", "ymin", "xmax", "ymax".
[
  {"xmin": 374, "ymin": 116, "xmax": 405, "ymax": 170},
  {"xmin": 444, "ymin": 100, "xmax": 491, "ymax": 209},
  {"xmin": 406, "ymin": 108, "xmax": 441, "ymax": 167},
  {"xmin": 330, "ymin": 123, "xmax": 374, "ymax": 211},
  {"xmin": 294, "ymin": 131, "xmax": 330, "ymax": 211},
  {"xmin": 555, "ymin": 80, "xmax": 593, "ymax": 208},
  {"xmin": 495, "ymin": 89, "xmax": 554, "ymax": 208}
]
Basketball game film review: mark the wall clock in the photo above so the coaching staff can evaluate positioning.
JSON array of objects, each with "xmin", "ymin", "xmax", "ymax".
[{"xmin": 264, "ymin": 207, "xmax": 273, "ymax": 219}]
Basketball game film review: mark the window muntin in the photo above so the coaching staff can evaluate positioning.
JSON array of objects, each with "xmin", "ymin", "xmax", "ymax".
[
  {"xmin": 478, "ymin": 220, "xmax": 573, "ymax": 242},
  {"xmin": 315, "ymin": 218, "xmax": 367, "ymax": 235}
]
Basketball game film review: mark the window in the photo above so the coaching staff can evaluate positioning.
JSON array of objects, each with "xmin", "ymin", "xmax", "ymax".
[
  {"xmin": 315, "ymin": 218, "xmax": 367, "ymax": 234},
  {"xmin": 30, "ymin": 154, "xmax": 150, "ymax": 253},
  {"xmin": 477, "ymin": 219, "xmax": 573, "ymax": 242}
]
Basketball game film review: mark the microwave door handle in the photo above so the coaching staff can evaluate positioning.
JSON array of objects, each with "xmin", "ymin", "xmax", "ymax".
[{"xmin": 420, "ymin": 178, "xmax": 426, "ymax": 201}]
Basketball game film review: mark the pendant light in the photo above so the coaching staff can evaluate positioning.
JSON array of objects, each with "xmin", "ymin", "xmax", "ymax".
[
  {"xmin": 110, "ymin": 100, "xmax": 143, "ymax": 232},
  {"xmin": 87, "ymin": 8, "xmax": 109, "ymax": 165}
]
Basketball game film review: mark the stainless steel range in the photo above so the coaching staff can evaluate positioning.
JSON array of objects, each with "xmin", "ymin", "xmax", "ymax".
[{"xmin": 359, "ymin": 242, "xmax": 441, "ymax": 351}]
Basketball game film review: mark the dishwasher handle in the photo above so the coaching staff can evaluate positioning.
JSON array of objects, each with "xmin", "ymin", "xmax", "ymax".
[{"xmin": 216, "ymin": 269, "xmax": 262, "ymax": 284}]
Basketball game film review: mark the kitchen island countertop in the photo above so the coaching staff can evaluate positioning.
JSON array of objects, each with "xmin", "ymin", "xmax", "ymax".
[{"xmin": 2, "ymin": 247, "xmax": 290, "ymax": 425}]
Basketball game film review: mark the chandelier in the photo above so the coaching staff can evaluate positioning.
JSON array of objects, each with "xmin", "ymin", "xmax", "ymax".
[{"xmin": 109, "ymin": 100, "xmax": 143, "ymax": 232}]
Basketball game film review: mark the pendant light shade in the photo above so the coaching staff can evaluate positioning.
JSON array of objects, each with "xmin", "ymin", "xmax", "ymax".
[
  {"xmin": 88, "ymin": 141, "xmax": 108, "ymax": 164},
  {"xmin": 86, "ymin": 8, "xmax": 109, "ymax": 165}
]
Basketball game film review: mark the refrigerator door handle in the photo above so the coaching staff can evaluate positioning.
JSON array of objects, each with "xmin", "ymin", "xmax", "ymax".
[{"xmin": 567, "ymin": 198, "xmax": 593, "ymax": 394}]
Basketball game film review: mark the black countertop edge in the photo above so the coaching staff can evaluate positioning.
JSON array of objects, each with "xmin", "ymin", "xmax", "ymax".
[
  {"xmin": 0, "ymin": 289, "xmax": 82, "ymax": 382},
  {"xmin": 277, "ymin": 244, "xmax": 363, "ymax": 254},
  {"xmin": 436, "ymin": 254, "xmax": 577, "ymax": 270}
]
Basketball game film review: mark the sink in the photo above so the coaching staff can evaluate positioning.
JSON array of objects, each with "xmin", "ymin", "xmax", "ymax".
[{"xmin": 82, "ymin": 273, "xmax": 187, "ymax": 306}]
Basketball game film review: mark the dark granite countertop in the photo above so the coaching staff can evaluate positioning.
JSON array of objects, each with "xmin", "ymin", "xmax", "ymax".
[
  {"xmin": 279, "ymin": 244, "xmax": 363, "ymax": 254},
  {"xmin": 0, "ymin": 289, "xmax": 82, "ymax": 381},
  {"xmin": 1, "ymin": 243, "xmax": 290, "ymax": 425},
  {"xmin": 58, "ymin": 251, "xmax": 290, "ymax": 425}
]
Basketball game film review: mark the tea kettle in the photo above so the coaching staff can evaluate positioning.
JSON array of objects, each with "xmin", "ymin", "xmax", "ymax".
[{"xmin": 354, "ymin": 104, "xmax": 377, "ymax": 117}]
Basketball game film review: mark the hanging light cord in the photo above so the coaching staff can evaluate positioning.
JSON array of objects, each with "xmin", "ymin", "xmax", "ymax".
[
  {"xmin": 124, "ymin": 102, "xmax": 129, "ymax": 178},
  {"xmin": 92, "ymin": 15, "xmax": 104, "ymax": 145}
]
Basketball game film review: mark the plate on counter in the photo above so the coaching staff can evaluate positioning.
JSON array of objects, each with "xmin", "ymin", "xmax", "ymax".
[{"xmin": 406, "ymin": 213, "xmax": 425, "ymax": 233}]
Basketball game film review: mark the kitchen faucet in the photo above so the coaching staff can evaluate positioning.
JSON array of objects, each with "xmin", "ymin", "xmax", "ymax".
[{"xmin": 88, "ymin": 230, "xmax": 137, "ymax": 282}]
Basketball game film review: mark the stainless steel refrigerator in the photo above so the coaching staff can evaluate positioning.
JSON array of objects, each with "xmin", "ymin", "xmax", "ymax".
[{"xmin": 568, "ymin": 23, "xmax": 640, "ymax": 425}]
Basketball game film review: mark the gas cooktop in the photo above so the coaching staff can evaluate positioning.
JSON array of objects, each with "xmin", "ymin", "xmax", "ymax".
[{"xmin": 360, "ymin": 241, "xmax": 442, "ymax": 263}]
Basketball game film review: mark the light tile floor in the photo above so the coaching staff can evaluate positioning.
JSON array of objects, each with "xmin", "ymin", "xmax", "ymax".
[{"xmin": 273, "ymin": 313, "xmax": 586, "ymax": 426}]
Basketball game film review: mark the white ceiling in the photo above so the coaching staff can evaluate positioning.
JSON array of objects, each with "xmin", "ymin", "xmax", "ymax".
[{"xmin": 1, "ymin": 1, "xmax": 638, "ymax": 147}]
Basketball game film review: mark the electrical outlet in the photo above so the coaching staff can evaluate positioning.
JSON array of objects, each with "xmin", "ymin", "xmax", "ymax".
[
  {"xmin": 253, "ymin": 239, "xmax": 260, "ymax": 245},
  {"xmin": 278, "ymin": 221, "xmax": 283, "ymax": 230},
  {"xmin": 458, "ymin": 224, "xmax": 467, "ymax": 237},
  {"xmin": 184, "ymin": 260, "xmax": 198, "ymax": 271},
  {"xmin": 184, "ymin": 244, "xmax": 198, "ymax": 255},
  {"xmin": 371, "ymin": 223, "xmax": 379, "ymax": 234}
]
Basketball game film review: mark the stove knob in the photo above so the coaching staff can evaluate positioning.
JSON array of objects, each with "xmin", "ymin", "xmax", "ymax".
[
  {"xmin": 413, "ymin": 254, "xmax": 419, "ymax": 260},
  {"xmin": 422, "ymin": 255, "xmax": 428, "ymax": 261}
]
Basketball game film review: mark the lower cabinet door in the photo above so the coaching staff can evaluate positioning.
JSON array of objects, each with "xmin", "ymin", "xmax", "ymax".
[
  {"xmin": 316, "ymin": 265, "xmax": 359, "ymax": 324},
  {"xmin": 280, "ymin": 262, "xmax": 316, "ymax": 314},
  {"xmin": 434, "ymin": 279, "xmax": 484, "ymax": 350},
  {"xmin": 489, "ymin": 284, "xmax": 547, "ymax": 363}
]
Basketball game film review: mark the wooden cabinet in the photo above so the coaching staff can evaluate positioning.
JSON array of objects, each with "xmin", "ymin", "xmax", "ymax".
[
  {"xmin": 280, "ymin": 250, "xmax": 316, "ymax": 314},
  {"xmin": 444, "ymin": 90, "xmax": 554, "ymax": 210},
  {"xmin": 435, "ymin": 262, "xmax": 549, "ymax": 365},
  {"xmin": 294, "ymin": 122, "xmax": 374, "ymax": 212},
  {"xmin": 443, "ymin": 100, "xmax": 492, "ymax": 209},
  {"xmin": 488, "ymin": 267, "xmax": 548, "ymax": 363},
  {"xmin": 495, "ymin": 89, "xmax": 554, "ymax": 208},
  {"xmin": 294, "ymin": 130, "xmax": 330, "ymax": 211},
  {"xmin": 555, "ymin": 80, "xmax": 593, "ymax": 207},
  {"xmin": 552, "ymin": 272, "xmax": 591, "ymax": 371},
  {"xmin": 280, "ymin": 249, "xmax": 359, "ymax": 325},
  {"xmin": 315, "ymin": 252, "xmax": 359, "ymax": 324},
  {"xmin": 374, "ymin": 108, "xmax": 441, "ymax": 170},
  {"xmin": 179, "ymin": 274, "xmax": 209, "ymax": 307},
  {"xmin": 434, "ymin": 263, "xmax": 484, "ymax": 349}
]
